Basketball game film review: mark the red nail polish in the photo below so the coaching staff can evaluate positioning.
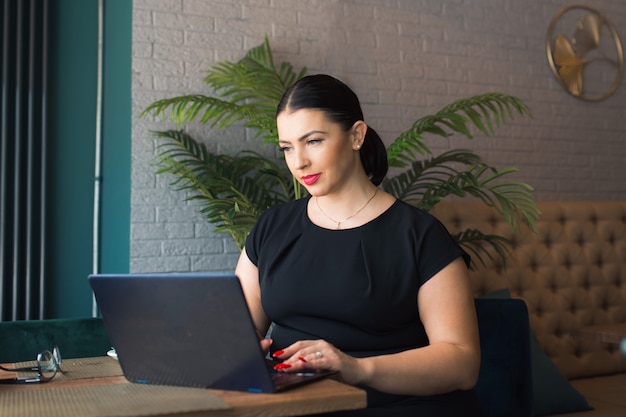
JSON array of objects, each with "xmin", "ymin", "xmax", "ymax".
[
  {"xmin": 298, "ymin": 356, "xmax": 307, "ymax": 363},
  {"xmin": 273, "ymin": 363, "xmax": 291, "ymax": 370},
  {"xmin": 272, "ymin": 350, "xmax": 285, "ymax": 357}
]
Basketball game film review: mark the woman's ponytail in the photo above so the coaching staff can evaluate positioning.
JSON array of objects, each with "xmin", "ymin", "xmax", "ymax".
[{"xmin": 360, "ymin": 127, "xmax": 388, "ymax": 186}]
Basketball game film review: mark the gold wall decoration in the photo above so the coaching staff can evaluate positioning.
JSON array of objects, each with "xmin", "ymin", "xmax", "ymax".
[{"xmin": 546, "ymin": 5, "xmax": 624, "ymax": 102}]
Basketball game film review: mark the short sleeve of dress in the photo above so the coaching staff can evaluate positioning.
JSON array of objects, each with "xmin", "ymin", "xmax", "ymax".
[
  {"xmin": 244, "ymin": 198, "xmax": 309, "ymax": 267},
  {"xmin": 244, "ymin": 209, "xmax": 270, "ymax": 267},
  {"xmin": 414, "ymin": 214, "xmax": 470, "ymax": 286},
  {"xmin": 244, "ymin": 219, "xmax": 261, "ymax": 266}
]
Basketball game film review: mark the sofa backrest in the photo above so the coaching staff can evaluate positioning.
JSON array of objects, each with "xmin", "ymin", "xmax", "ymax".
[
  {"xmin": 431, "ymin": 201, "xmax": 626, "ymax": 379},
  {"xmin": 0, "ymin": 318, "xmax": 111, "ymax": 363}
]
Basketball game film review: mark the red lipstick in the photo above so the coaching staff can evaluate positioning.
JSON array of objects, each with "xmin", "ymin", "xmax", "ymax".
[{"xmin": 302, "ymin": 174, "xmax": 321, "ymax": 185}]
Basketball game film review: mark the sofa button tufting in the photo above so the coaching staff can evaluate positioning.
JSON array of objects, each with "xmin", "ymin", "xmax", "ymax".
[{"xmin": 433, "ymin": 199, "xmax": 626, "ymax": 404}]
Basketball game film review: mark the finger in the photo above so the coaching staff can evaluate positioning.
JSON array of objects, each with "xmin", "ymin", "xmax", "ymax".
[
  {"xmin": 260, "ymin": 338, "xmax": 273, "ymax": 355},
  {"xmin": 271, "ymin": 340, "xmax": 317, "ymax": 359}
]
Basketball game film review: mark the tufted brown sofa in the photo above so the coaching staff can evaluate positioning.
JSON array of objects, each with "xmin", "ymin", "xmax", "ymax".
[{"xmin": 431, "ymin": 201, "xmax": 626, "ymax": 417}]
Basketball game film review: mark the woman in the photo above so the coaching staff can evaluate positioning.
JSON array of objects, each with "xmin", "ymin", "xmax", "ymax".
[{"xmin": 235, "ymin": 74, "xmax": 482, "ymax": 416}]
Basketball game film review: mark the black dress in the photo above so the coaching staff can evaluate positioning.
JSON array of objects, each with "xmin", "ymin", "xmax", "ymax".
[{"xmin": 245, "ymin": 198, "xmax": 482, "ymax": 416}]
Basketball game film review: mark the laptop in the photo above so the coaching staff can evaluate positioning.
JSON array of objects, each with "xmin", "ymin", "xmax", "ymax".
[{"xmin": 88, "ymin": 272, "xmax": 333, "ymax": 393}]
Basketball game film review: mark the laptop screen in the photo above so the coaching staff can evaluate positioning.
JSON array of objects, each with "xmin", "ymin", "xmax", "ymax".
[{"xmin": 89, "ymin": 272, "xmax": 277, "ymax": 392}]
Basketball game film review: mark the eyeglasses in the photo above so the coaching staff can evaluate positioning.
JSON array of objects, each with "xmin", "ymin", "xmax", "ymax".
[{"xmin": 0, "ymin": 346, "xmax": 64, "ymax": 384}]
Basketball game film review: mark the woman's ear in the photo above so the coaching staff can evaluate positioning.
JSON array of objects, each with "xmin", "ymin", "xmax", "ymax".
[{"xmin": 351, "ymin": 120, "xmax": 367, "ymax": 150}]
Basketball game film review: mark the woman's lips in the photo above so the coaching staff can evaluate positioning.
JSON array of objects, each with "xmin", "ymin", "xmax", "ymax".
[{"xmin": 302, "ymin": 174, "xmax": 321, "ymax": 185}]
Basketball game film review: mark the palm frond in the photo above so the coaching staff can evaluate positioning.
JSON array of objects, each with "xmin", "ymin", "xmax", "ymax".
[
  {"xmin": 205, "ymin": 35, "xmax": 305, "ymax": 105},
  {"xmin": 154, "ymin": 130, "xmax": 293, "ymax": 248},
  {"xmin": 387, "ymin": 92, "xmax": 532, "ymax": 168},
  {"xmin": 143, "ymin": 95, "xmax": 258, "ymax": 127},
  {"xmin": 384, "ymin": 155, "xmax": 539, "ymax": 233},
  {"xmin": 453, "ymin": 165, "xmax": 539, "ymax": 233},
  {"xmin": 441, "ymin": 92, "xmax": 532, "ymax": 133},
  {"xmin": 382, "ymin": 149, "xmax": 483, "ymax": 203},
  {"xmin": 142, "ymin": 36, "xmax": 306, "ymax": 147},
  {"xmin": 452, "ymin": 229, "xmax": 512, "ymax": 270}
]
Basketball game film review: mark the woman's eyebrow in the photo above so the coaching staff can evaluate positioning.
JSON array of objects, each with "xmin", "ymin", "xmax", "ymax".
[{"xmin": 279, "ymin": 130, "xmax": 327, "ymax": 144}]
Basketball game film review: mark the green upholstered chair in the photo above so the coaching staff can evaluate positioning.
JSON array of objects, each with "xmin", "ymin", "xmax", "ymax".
[
  {"xmin": 0, "ymin": 317, "xmax": 111, "ymax": 363},
  {"xmin": 474, "ymin": 298, "xmax": 533, "ymax": 417}
]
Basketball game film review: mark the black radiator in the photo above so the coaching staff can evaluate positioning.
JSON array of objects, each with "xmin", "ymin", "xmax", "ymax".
[{"xmin": 0, "ymin": 0, "xmax": 48, "ymax": 321}]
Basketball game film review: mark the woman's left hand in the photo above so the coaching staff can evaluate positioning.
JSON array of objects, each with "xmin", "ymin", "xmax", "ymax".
[{"xmin": 271, "ymin": 339, "xmax": 365, "ymax": 385}]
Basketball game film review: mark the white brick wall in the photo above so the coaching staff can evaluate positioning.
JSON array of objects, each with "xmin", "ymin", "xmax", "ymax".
[{"xmin": 131, "ymin": 0, "xmax": 626, "ymax": 273}]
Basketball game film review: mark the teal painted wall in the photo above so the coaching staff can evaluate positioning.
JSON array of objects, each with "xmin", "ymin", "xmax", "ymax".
[
  {"xmin": 47, "ymin": 0, "xmax": 131, "ymax": 318},
  {"xmin": 100, "ymin": 1, "xmax": 132, "ymax": 278}
]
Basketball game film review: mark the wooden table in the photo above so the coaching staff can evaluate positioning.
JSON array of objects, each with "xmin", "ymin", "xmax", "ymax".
[
  {"xmin": 0, "ymin": 360, "xmax": 366, "ymax": 417},
  {"xmin": 575, "ymin": 323, "xmax": 626, "ymax": 345}
]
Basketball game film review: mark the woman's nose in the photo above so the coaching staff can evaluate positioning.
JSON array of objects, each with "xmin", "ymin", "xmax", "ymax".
[{"xmin": 292, "ymin": 149, "xmax": 309, "ymax": 170}]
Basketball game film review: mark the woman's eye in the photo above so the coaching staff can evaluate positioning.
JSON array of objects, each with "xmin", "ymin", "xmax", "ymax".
[
  {"xmin": 279, "ymin": 146, "xmax": 291, "ymax": 153},
  {"xmin": 307, "ymin": 138, "xmax": 322, "ymax": 145}
]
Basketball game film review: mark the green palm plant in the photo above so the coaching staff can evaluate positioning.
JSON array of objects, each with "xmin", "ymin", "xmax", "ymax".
[{"xmin": 143, "ymin": 36, "xmax": 539, "ymax": 268}]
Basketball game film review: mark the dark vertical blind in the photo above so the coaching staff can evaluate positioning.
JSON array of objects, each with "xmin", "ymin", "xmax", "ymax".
[{"xmin": 0, "ymin": 0, "xmax": 48, "ymax": 321}]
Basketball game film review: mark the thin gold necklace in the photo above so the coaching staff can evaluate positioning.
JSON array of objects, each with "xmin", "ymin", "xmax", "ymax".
[{"xmin": 315, "ymin": 188, "xmax": 378, "ymax": 229}]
